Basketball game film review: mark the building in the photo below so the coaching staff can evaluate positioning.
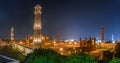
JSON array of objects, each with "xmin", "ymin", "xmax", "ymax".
[
  {"xmin": 0, "ymin": 55, "xmax": 20, "ymax": 63},
  {"xmin": 14, "ymin": 4, "xmax": 108, "ymax": 56},
  {"xmin": 25, "ymin": 35, "xmax": 50, "ymax": 48},
  {"xmin": 80, "ymin": 37, "xmax": 96, "ymax": 52}
]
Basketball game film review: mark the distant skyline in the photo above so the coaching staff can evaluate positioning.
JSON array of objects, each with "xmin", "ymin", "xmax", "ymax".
[{"xmin": 0, "ymin": 0, "xmax": 120, "ymax": 41}]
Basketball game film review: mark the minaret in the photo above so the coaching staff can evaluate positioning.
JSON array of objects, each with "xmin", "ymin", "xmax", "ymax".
[
  {"xmin": 112, "ymin": 34, "xmax": 114, "ymax": 41},
  {"xmin": 33, "ymin": 4, "xmax": 42, "ymax": 49},
  {"xmin": 57, "ymin": 32, "xmax": 60, "ymax": 42},
  {"xmin": 112, "ymin": 34, "xmax": 115, "ymax": 43},
  {"xmin": 101, "ymin": 27, "xmax": 104, "ymax": 46},
  {"xmin": 11, "ymin": 27, "xmax": 14, "ymax": 43}
]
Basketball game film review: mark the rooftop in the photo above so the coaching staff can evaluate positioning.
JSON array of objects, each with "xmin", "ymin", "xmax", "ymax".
[{"xmin": 0, "ymin": 55, "xmax": 19, "ymax": 63}]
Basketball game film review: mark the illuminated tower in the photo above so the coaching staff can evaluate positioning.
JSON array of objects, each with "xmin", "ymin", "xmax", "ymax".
[
  {"xmin": 101, "ymin": 27, "xmax": 104, "ymax": 46},
  {"xmin": 112, "ymin": 34, "xmax": 115, "ymax": 43},
  {"xmin": 33, "ymin": 4, "xmax": 42, "ymax": 48},
  {"xmin": 112, "ymin": 34, "xmax": 114, "ymax": 41},
  {"xmin": 57, "ymin": 32, "xmax": 60, "ymax": 42},
  {"xmin": 11, "ymin": 27, "xmax": 14, "ymax": 42}
]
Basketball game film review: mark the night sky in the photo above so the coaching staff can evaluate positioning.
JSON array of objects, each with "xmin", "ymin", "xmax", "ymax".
[{"xmin": 0, "ymin": 0, "xmax": 120, "ymax": 41}]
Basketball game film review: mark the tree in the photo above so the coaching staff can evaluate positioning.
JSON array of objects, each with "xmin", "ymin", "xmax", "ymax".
[
  {"xmin": 66, "ymin": 53, "xmax": 97, "ymax": 63},
  {"xmin": 109, "ymin": 58, "xmax": 120, "ymax": 63},
  {"xmin": 103, "ymin": 50, "xmax": 113, "ymax": 61},
  {"xmin": 115, "ymin": 43, "xmax": 120, "ymax": 58},
  {"xmin": 25, "ymin": 48, "xmax": 66, "ymax": 63}
]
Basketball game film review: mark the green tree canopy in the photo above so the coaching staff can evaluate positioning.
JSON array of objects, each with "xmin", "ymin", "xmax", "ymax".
[
  {"xmin": 115, "ymin": 43, "xmax": 120, "ymax": 58},
  {"xmin": 66, "ymin": 53, "xmax": 97, "ymax": 63},
  {"xmin": 103, "ymin": 50, "xmax": 113, "ymax": 61},
  {"xmin": 25, "ymin": 48, "xmax": 66, "ymax": 63},
  {"xmin": 109, "ymin": 58, "xmax": 120, "ymax": 63}
]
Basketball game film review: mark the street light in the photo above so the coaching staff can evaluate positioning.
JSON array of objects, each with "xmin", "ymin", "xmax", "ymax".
[{"xmin": 60, "ymin": 48, "xmax": 63, "ymax": 51}]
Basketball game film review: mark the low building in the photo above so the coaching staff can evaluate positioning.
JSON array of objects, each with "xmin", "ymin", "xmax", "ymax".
[
  {"xmin": 80, "ymin": 37, "xmax": 96, "ymax": 52},
  {"xmin": 104, "ymin": 43, "xmax": 116, "ymax": 49}
]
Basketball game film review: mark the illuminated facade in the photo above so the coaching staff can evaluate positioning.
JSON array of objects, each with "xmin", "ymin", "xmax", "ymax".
[
  {"xmin": 80, "ymin": 37, "xmax": 96, "ymax": 52},
  {"xmin": 26, "ymin": 36, "xmax": 32, "ymax": 47},
  {"xmin": 33, "ymin": 4, "xmax": 42, "ymax": 48}
]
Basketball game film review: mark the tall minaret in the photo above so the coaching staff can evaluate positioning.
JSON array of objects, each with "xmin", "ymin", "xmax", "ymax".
[
  {"xmin": 33, "ymin": 4, "xmax": 42, "ymax": 49},
  {"xmin": 11, "ymin": 27, "xmax": 14, "ymax": 42},
  {"xmin": 112, "ymin": 34, "xmax": 115, "ymax": 43},
  {"xmin": 101, "ymin": 27, "xmax": 104, "ymax": 46}
]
